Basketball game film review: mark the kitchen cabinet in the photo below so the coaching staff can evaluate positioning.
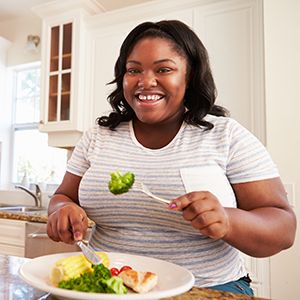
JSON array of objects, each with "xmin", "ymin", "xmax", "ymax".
[
  {"xmin": 47, "ymin": 22, "xmax": 72, "ymax": 124},
  {"xmin": 34, "ymin": 2, "xmax": 102, "ymax": 148},
  {"xmin": 0, "ymin": 218, "xmax": 26, "ymax": 257},
  {"xmin": 0, "ymin": 219, "xmax": 85, "ymax": 258}
]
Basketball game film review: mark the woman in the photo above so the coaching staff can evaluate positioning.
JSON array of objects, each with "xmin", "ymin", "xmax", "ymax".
[{"xmin": 47, "ymin": 20, "xmax": 296, "ymax": 295}]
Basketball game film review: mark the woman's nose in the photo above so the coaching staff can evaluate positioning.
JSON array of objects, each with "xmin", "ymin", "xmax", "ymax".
[{"xmin": 138, "ymin": 72, "xmax": 157, "ymax": 89}]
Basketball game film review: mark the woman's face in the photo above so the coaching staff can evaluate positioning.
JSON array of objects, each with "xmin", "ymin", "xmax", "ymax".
[{"xmin": 123, "ymin": 37, "xmax": 188, "ymax": 125}]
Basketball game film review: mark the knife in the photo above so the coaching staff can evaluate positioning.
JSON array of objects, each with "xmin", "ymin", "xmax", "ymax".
[{"xmin": 76, "ymin": 240, "xmax": 102, "ymax": 265}]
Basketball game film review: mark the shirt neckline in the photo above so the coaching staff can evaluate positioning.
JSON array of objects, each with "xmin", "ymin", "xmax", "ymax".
[{"xmin": 129, "ymin": 120, "xmax": 186, "ymax": 152}]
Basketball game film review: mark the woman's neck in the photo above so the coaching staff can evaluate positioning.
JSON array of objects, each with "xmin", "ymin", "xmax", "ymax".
[{"xmin": 132, "ymin": 117, "xmax": 184, "ymax": 149}]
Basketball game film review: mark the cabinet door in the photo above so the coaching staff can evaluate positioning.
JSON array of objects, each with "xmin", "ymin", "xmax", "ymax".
[
  {"xmin": 25, "ymin": 222, "xmax": 92, "ymax": 258},
  {"xmin": 0, "ymin": 219, "xmax": 26, "ymax": 256},
  {"xmin": 39, "ymin": 15, "xmax": 86, "ymax": 147},
  {"xmin": 48, "ymin": 22, "xmax": 72, "ymax": 123}
]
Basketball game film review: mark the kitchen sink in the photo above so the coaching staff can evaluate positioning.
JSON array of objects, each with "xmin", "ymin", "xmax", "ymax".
[{"xmin": 0, "ymin": 206, "xmax": 47, "ymax": 213}]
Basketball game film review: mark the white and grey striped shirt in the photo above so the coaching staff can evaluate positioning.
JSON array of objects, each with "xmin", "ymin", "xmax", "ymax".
[{"xmin": 67, "ymin": 114, "xmax": 279, "ymax": 287}]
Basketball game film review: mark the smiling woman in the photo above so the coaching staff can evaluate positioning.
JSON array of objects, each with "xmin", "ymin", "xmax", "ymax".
[
  {"xmin": 122, "ymin": 37, "xmax": 187, "ymax": 147},
  {"xmin": 46, "ymin": 19, "xmax": 296, "ymax": 296}
]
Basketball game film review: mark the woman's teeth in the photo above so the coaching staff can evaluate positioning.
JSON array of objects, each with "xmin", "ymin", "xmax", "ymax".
[{"xmin": 138, "ymin": 94, "xmax": 163, "ymax": 101}]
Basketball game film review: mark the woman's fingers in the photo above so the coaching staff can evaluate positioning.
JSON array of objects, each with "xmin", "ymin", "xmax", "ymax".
[
  {"xmin": 47, "ymin": 218, "xmax": 60, "ymax": 242},
  {"xmin": 47, "ymin": 204, "xmax": 87, "ymax": 244},
  {"xmin": 190, "ymin": 210, "xmax": 229, "ymax": 239},
  {"xmin": 168, "ymin": 191, "xmax": 229, "ymax": 239},
  {"xmin": 169, "ymin": 191, "xmax": 211, "ymax": 210},
  {"xmin": 70, "ymin": 212, "xmax": 88, "ymax": 241}
]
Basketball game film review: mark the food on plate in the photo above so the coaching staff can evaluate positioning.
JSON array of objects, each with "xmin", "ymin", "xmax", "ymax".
[
  {"xmin": 108, "ymin": 171, "xmax": 135, "ymax": 194},
  {"xmin": 50, "ymin": 252, "xmax": 109, "ymax": 286},
  {"xmin": 110, "ymin": 267, "xmax": 120, "ymax": 276},
  {"xmin": 110, "ymin": 265, "xmax": 132, "ymax": 276},
  {"xmin": 118, "ymin": 269, "xmax": 158, "ymax": 293},
  {"xmin": 58, "ymin": 263, "xmax": 128, "ymax": 294},
  {"xmin": 50, "ymin": 252, "xmax": 157, "ymax": 294}
]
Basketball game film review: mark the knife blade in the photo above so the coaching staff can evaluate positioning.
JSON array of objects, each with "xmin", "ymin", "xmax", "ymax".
[{"xmin": 76, "ymin": 240, "xmax": 102, "ymax": 265}]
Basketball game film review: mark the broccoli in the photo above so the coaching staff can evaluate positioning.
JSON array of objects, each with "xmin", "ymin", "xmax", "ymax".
[
  {"xmin": 58, "ymin": 264, "xmax": 127, "ymax": 294},
  {"xmin": 108, "ymin": 171, "xmax": 135, "ymax": 195}
]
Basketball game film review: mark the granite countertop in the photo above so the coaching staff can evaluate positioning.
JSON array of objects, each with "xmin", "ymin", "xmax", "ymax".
[
  {"xmin": 0, "ymin": 210, "xmax": 48, "ymax": 222},
  {"xmin": 0, "ymin": 209, "xmax": 95, "ymax": 226}
]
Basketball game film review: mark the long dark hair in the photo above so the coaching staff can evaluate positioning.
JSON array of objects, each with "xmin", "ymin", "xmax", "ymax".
[{"xmin": 97, "ymin": 20, "xmax": 228, "ymax": 130}]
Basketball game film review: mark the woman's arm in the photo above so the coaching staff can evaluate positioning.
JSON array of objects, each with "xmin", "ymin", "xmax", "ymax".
[
  {"xmin": 169, "ymin": 177, "xmax": 296, "ymax": 257},
  {"xmin": 47, "ymin": 171, "xmax": 88, "ymax": 244},
  {"xmin": 48, "ymin": 171, "xmax": 81, "ymax": 214},
  {"xmin": 223, "ymin": 177, "xmax": 296, "ymax": 257}
]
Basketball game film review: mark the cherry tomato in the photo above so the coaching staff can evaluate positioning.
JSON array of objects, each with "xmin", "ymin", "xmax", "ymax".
[
  {"xmin": 110, "ymin": 267, "xmax": 119, "ymax": 276},
  {"xmin": 119, "ymin": 265, "xmax": 132, "ymax": 273}
]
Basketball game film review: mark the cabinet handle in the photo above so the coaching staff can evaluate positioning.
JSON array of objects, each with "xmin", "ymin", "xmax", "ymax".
[{"xmin": 27, "ymin": 233, "xmax": 49, "ymax": 239}]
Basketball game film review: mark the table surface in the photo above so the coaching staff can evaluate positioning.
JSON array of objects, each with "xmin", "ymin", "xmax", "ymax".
[{"xmin": 0, "ymin": 254, "xmax": 268, "ymax": 300}]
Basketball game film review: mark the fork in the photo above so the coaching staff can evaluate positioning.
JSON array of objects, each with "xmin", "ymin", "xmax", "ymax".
[{"xmin": 133, "ymin": 181, "xmax": 170, "ymax": 204}]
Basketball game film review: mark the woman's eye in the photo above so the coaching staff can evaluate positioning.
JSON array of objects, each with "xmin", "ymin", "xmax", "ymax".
[
  {"xmin": 127, "ymin": 69, "xmax": 140, "ymax": 74},
  {"xmin": 158, "ymin": 68, "xmax": 172, "ymax": 73}
]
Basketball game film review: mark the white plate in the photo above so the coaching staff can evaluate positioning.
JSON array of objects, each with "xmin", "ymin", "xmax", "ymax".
[{"xmin": 19, "ymin": 252, "xmax": 195, "ymax": 300}]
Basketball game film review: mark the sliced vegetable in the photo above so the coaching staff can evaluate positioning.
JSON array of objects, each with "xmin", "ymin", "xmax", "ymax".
[
  {"xmin": 119, "ymin": 266, "xmax": 132, "ymax": 273},
  {"xmin": 50, "ymin": 252, "xmax": 109, "ymax": 286},
  {"xmin": 110, "ymin": 267, "xmax": 120, "ymax": 276}
]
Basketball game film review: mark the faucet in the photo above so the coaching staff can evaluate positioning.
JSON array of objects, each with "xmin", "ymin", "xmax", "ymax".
[{"xmin": 15, "ymin": 184, "xmax": 42, "ymax": 207}]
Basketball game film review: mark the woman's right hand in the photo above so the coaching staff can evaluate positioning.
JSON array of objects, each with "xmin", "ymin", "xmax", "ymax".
[{"xmin": 47, "ymin": 202, "xmax": 88, "ymax": 244}]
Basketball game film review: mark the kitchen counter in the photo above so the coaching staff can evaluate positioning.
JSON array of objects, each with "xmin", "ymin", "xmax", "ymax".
[
  {"xmin": 0, "ymin": 210, "xmax": 48, "ymax": 222},
  {"xmin": 0, "ymin": 209, "xmax": 95, "ymax": 226},
  {"xmin": 1, "ymin": 254, "xmax": 268, "ymax": 300}
]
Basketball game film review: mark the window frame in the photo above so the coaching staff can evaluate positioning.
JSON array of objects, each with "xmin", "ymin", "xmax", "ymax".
[{"xmin": 10, "ymin": 62, "xmax": 41, "ymax": 185}]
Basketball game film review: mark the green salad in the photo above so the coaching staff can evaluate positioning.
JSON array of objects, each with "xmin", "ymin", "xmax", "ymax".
[
  {"xmin": 108, "ymin": 171, "xmax": 135, "ymax": 195},
  {"xmin": 58, "ymin": 263, "xmax": 127, "ymax": 294}
]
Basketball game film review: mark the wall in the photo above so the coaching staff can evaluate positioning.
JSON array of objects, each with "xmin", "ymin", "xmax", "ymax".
[
  {"xmin": 0, "ymin": 37, "xmax": 11, "ymax": 188},
  {"xmin": 0, "ymin": 15, "xmax": 42, "ymax": 66},
  {"xmin": 263, "ymin": 0, "xmax": 300, "ymax": 299}
]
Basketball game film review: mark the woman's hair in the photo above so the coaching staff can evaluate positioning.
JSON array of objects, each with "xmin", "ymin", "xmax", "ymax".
[{"xmin": 97, "ymin": 20, "xmax": 229, "ymax": 130}]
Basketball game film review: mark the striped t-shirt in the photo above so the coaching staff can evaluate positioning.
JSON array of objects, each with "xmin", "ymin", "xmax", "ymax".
[{"xmin": 67, "ymin": 114, "xmax": 279, "ymax": 287}]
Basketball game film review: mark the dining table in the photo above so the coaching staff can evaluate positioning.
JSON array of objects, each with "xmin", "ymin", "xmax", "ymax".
[{"xmin": 0, "ymin": 254, "xmax": 269, "ymax": 300}]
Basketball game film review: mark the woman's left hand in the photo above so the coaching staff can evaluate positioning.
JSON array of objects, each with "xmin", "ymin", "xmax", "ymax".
[{"xmin": 169, "ymin": 191, "xmax": 230, "ymax": 239}]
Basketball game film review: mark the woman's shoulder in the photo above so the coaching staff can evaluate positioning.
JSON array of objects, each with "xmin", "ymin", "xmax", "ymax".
[
  {"xmin": 83, "ymin": 122, "xmax": 130, "ymax": 140},
  {"xmin": 204, "ymin": 114, "xmax": 237, "ymax": 125},
  {"xmin": 201, "ymin": 114, "xmax": 243, "ymax": 133}
]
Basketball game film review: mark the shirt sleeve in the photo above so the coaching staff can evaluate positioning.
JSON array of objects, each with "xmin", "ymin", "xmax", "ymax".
[
  {"xmin": 226, "ymin": 119, "xmax": 279, "ymax": 184},
  {"xmin": 66, "ymin": 127, "xmax": 95, "ymax": 177}
]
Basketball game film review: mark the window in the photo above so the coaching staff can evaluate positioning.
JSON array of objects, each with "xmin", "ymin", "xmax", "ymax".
[{"xmin": 11, "ymin": 63, "xmax": 67, "ymax": 188}]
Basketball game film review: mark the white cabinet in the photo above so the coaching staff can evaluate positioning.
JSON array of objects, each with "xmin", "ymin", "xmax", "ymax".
[
  {"xmin": 24, "ymin": 222, "xmax": 81, "ymax": 258},
  {"xmin": 242, "ymin": 253, "xmax": 270, "ymax": 297},
  {"xmin": 33, "ymin": 1, "xmax": 102, "ymax": 147},
  {"xmin": 0, "ymin": 219, "xmax": 85, "ymax": 258},
  {"xmin": 39, "ymin": 15, "xmax": 86, "ymax": 148},
  {"xmin": 0, "ymin": 219, "xmax": 26, "ymax": 256}
]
